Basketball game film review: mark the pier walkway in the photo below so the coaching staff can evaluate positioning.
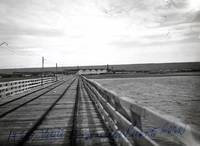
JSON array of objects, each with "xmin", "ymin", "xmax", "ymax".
[{"xmin": 0, "ymin": 75, "xmax": 199, "ymax": 146}]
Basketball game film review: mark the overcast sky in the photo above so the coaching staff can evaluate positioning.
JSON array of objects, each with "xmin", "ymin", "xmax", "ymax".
[{"xmin": 0, "ymin": 0, "xmax": 200, "ymax": 68}]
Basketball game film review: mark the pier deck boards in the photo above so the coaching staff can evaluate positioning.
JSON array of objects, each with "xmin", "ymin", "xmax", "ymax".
[
  {"xmin": 0, "ymin": 76, "xmax": 116, "ymax": 146},
  {"xmin": 0, "ymin": 75, "xmax": 187, "ymax": 146}
]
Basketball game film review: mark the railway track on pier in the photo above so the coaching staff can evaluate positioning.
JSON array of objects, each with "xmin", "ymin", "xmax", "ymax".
[
  {"xmin": 71, "ymin": 77, "xmax": 116, "ymax": 146},
  {"xmin": 0, "ymin": 76, "xmax": 76, "ymax": 146},
  {"xmin": 0, "ymin": 76, "xmax": 123, "ymax": 146},
  {"xmin": 0, "ymin": 74, "xmax": 196, "ymax": 146}
]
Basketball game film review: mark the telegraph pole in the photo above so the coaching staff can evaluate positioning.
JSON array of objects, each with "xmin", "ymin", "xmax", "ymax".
[
  {"xmin": 56, "ymin": 63, "xmax": 58, "ymax": 81},
  {"xmin": 41, "ymin": 56, "xmax": 44, "ymax": 85},
  {"xmin": 61, "ymin": 66, "xmax": 64, "ymax": 80}
]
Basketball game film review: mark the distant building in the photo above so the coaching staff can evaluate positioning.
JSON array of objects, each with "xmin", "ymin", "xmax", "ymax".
[{"xmin": 78, "ymin": 68, "xmax": 108, "ymax": 75}]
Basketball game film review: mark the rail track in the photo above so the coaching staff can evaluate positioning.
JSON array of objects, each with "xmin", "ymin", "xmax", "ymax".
[
  {"xmin": 0, "ymin": 75, "xmax": 128, "ymax": 146},
  {"xmin": 71, "ymin": 77, "xmax": 116, "ymax": 146},
  {"xmin": 0, "ymin": 75, "xmax": 169, "ymax": 146},
  {"xmin": 0, "ymin": 76, "xmax": 75, "ymax": 146}
]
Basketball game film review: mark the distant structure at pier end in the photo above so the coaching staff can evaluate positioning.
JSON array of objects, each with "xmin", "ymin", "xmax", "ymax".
[{"xmin": 77, "ymin": 68, "xmax": 108, "ymax": 75}]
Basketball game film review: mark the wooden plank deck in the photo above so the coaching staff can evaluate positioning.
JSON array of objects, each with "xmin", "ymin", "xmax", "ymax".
[
  {"xmin": 1, "ymin": 75, "xmax": 192, "ymax": 146},
  {"xmin": 0, "ymin": 76, "xmax": 117, "ymax": 146}
]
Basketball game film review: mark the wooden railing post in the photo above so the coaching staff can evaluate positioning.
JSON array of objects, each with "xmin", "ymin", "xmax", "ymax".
[
  {"xmin": 130, "ymin": 110, "xmax": 142, "ymax": 130},
  {"xmin": 81, "ymin": 76, "xmax": 200, "ymax": 146},
  {"xmin": 0, "ymin": 77, "xmax": 55, "ymax": 98}
]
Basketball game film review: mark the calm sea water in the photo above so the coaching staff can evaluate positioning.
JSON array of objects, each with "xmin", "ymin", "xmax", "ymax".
[{"xmin": 95, "ymin": 76, "xmax": 200, "ymax": 145}]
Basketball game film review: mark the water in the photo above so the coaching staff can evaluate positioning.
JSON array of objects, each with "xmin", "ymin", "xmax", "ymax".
[{"xmin": 94, "ymin": 76, "xmax": 200, "ymax": 145}]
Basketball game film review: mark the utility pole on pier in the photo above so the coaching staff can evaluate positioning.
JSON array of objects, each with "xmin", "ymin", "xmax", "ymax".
[
  {"xmin": 41, "ymin": 56, "xmax": 44, "ymax": 85},
  {"xmin": 56, "ymin": 63, "xmax": 58, "ymax": 81},
  {"xmin": 61, "ymin": 66, "xmax": 64, "ymax": 80}
]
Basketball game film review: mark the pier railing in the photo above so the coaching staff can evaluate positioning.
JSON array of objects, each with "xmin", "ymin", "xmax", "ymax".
[
  {"xmin": 0, "ymin": 77, "xmax": 56, "ymax": 98},
  {"xmin": 82, "ymin": 76, "xmax": 200, "ymax": 146}
]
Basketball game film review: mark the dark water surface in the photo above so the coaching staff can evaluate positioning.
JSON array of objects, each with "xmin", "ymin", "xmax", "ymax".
[{"xmin": 95, "ymin": 76, "xmax": 200, "ymax": 143}]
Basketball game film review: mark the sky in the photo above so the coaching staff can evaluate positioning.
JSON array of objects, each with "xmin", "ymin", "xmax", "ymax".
[{"xmin": 0, "ymin": 0, "xmax": 200, "ymax": 68}]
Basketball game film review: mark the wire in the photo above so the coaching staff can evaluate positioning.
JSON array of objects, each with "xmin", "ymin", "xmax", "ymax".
[
  {"xmin": 0, "ymin": 41, "xmax": 59, "ymax": 67},
  {"xmin": 0, "ymin": 42, "xmax": 8, "ymax": 47}
]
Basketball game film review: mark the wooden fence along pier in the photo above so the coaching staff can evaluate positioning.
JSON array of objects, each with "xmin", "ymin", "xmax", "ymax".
[
  {"xmin": 0, "ymin": 75, "xmax": 199, "ymax": 146},
  {"xmin": 0, "ymin": 77, "xmax": 56, "ymax": 98}
]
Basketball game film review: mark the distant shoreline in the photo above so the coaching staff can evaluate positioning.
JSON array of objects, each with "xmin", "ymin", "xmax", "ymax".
[
  {"xmin": 85, "ymin": 72, "xmax": 200, "ymax": 79},
  {"xmin": 0, "ymin": 62, "xmax": 200, "ymax": 74}
]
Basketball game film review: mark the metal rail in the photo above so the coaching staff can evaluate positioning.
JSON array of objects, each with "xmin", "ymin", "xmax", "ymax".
[
  {"xmin": 65, "ymin": 77, "xmax": 118, "ymax": 146},
  {"xmin": 70, "ymin": 77, "xmax": 80, "ymax": 146},
  {"xmin": 82, "ymin": 78, "xmax": 134, "ymax": 146},
  {"xmin": 81, "ymin": 78, "xmax": 117, "ymax": 146}
]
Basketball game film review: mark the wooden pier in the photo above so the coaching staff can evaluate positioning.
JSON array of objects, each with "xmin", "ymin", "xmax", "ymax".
[{"xmin": 0, "ymin": 75, "xmax": 199, "ymax": 146}]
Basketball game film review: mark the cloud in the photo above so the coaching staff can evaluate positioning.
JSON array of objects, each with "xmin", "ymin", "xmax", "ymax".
[
  {"xmin": 99, "ymin": 0, "xmax": 200, "ymax": 48},
  {"xmin": 0, "ymin": 22, "xmax": 64, "ymax": 37},
  {"xmin": 0, "ymin": 0, "xmax": 200, "ymax": 68}
]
